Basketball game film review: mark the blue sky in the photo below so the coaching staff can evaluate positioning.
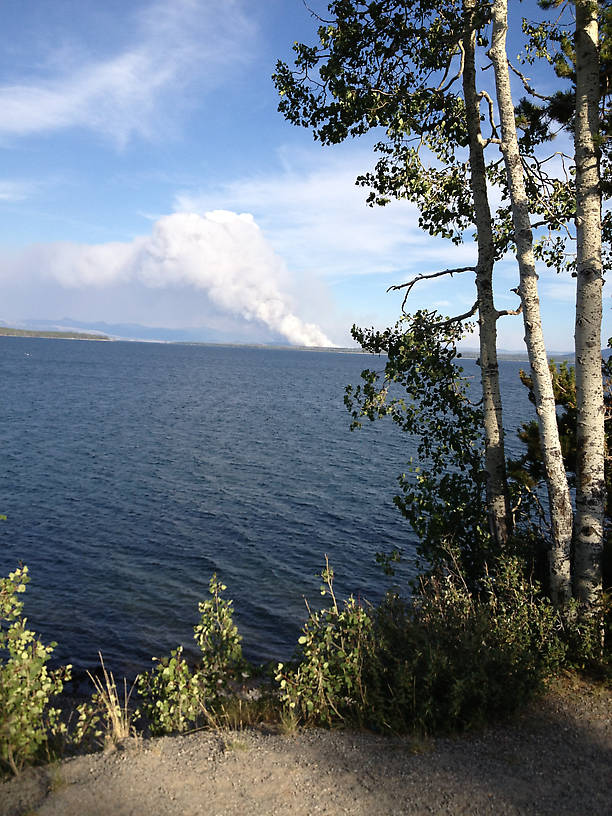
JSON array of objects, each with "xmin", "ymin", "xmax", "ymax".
[{"xmin": 0, "ymin": 0, "xmax": 608, "ymax": 349}]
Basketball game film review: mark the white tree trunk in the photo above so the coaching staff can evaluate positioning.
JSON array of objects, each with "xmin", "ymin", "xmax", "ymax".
[
  {"xmin": 574, "ymin": 1, "xmax": 605, "ymax": 609},
  {"xmin": 462, "ymin": 0, "xmax": 511, "ymax": 547},
  {"xmin": 489, "ymin": 0, "xmax": 573, "ymax": 605}
]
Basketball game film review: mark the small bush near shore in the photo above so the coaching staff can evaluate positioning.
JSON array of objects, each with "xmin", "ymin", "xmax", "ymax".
[
  {"xmin": 136, "ymin": 574, "xmax": 246, "ymax": 735},
  {"xmin": 0, "ymin": 566, "xmax": 70, "ymax": 775},
  {"xmin": 276, "ymin": 558, "xmax": 374, "ymax": 725},
  {"xmin": 367, "ymin": 558, "xmax": 567, "ymax": 733}
]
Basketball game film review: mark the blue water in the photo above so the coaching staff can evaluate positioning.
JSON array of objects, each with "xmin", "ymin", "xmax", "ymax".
[{"xmin": 0, "ymin": 337, "xmax": 532, "ymax": 677}]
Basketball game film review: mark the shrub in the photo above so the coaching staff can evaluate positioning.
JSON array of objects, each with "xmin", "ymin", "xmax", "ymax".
[
  {"xmin": 136, "ymin": 645, "xmax": 201, "ymax": 736},
  {"xmin": 367, "ymin": 557, "xmax": 567, "ymax": 733},
  {"xmin": 560, "ymin": 591, "xmax": 612, "ymax": 674},
  {"xmin": 276, "ymin": 560, "xmax": 375, "ymax": 725},
  {"xmin": 193, "ymin": 573, "xmax": 244, "ymax": 697},
  {"xmin": 137, "ymin": 574, "xmax": 245, "ymax": 735},
  {"xmin": 0, "ymin": 566, "xmax": 70, "ymax": 775},
  {"xmin": 277, "ymin": 558, "xmax": 566, "ymax": 734}
]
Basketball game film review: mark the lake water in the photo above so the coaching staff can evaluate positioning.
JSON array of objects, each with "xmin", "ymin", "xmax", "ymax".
[{"xmin": 1, "ymin": 337, "xmax": 532, "ymax": 678}]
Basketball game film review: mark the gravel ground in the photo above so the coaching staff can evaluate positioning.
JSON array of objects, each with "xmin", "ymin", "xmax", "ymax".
[{"xmin": 1, "ymin": 674, "xmax": 610, "ymax": 816}]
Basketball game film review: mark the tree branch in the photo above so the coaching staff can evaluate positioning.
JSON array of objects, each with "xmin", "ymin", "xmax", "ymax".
[
  {"xmin": 477, "ymin": 90, "xmax": 500, "ymax": 142},
  {"xmin": 496, "ymin": 304, "xmax": 523, "ymax": 318},
  {"xmin": 508, "ymin": 60, "xmax": 552, "ymax": 101},
  {"xmin": 431, "ymin": 301, "xmax": 479, "ymax": 329},
  {"xmin": 388, "ymin": 266, "xmax": 475, "ymax": 312},
  {"xmin": 437, "ymin": 42, "xmax": 465, "ymax": 94}
]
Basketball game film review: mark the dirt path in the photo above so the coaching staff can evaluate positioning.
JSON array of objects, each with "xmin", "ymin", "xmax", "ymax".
[{"xmin": 2, "ymin": 675, "xmax": 610, "ymax": 816}]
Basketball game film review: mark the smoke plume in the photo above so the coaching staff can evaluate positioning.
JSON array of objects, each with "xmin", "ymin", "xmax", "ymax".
[{"xmin": 14, "ymin": 211, "xmax": 334, "ymax": 347}]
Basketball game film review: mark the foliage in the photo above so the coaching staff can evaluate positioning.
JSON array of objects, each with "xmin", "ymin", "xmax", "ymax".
[
  {"xmin": 345, "ymin": 310, "xmax": 494, "ymax": 585},
  {"xmin": 508, "ymin": 361, "xmax": 579, "ymax": 487},
  {"xmin": 136, "ymin": 574, "xmax": 245, "ymax": 735},
  {"xmin": 561, "ymin": 591, "xmax": 612, "ymax": 673},
  {"xmin": 136, "ymin": 645, "xmax": 202, "ymax": 736},
  {"xmin": 273, "ymin": 1, "xmax": 585, "ymax": 267},
  {"xmin": 277, "ymin": 558, "xmax": 566, "ymax": 733},
  {"xmin": 366, "ymin": 557, "xmax": 567, "ymax": 733},
  {"xmin": 519, "ymin": 1, "xmax": 612, "ymax": 274},
  {"xmin": 275, "ymin": 559, "xmax": 375, "ymax": 725},
  {"xmin": 273, "ymin": 0, "xmax": 482, "ymax": 245},
  {"xmin": 193, "ymin": 574, "xmax": 244, "ymax": 692},
  {"xmin": 0, "ymin": 566, "xmax": 70, "ymax": 775}
]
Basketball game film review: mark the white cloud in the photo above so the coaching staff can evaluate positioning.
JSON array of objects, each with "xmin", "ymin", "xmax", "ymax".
[
  {"xmin": 175, "ymin": 147, "xmax": 479, "ymax": 282},
  {"xmin": 1, "ymin": 211, "xmax": 334, "ymax": 347},
  {"xmin": 0, "ymin": 179, "xmax": 38, "ymax": 201},
  {"xmin": 541, "ymin": 277, "xmax": 577, "ymax": 303},
  {"xmin": 0, "ymin": 0, "xmax": 255, "ymax": 146}
]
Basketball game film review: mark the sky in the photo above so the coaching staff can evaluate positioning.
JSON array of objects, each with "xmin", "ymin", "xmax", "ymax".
[{"xmin": 0, "ymin": 0, "xmax": 608, "ymax": 350}]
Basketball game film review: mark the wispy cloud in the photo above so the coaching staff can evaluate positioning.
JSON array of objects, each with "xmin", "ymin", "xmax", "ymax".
[
  {"xmin": 541, "ymin": 277, "xmax": 577, "ymax": 303},
  {"xmin": 0, "ymin": 179, "xmax": 39, "ymax": 201},
  {"xmin": 0, "ymin": 0, "xmax": 256, "ymax": 146},
  {"xmin": 175, "ymin": 147, "xmax": 478, "ymax": 282}
]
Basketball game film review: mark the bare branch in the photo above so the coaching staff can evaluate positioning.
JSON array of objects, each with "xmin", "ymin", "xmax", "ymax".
[
  {"xmin": 477, "ymin": 90, "xmax": 500, "ymax": 142},
  {"xmin": 496, "ymin": 304, "xmax": 523, "ymax": 318},
  {"xmin": 302, "ymin": 1, "xmax": 333, "ymax": 25},
  {"xmin": 436, "ymin": 42, "xmax": 465, "ymax": 94},
  {"xmin": 388, "ymin": 266, "xmax": 476, "ymax": 312},
  {"xmin": 508, "ymin": 61, "xmax": 552, "ymax": 101},
  {"xmin": 479, "ymin": 135, "xmax": 502, "ymax": 147}
]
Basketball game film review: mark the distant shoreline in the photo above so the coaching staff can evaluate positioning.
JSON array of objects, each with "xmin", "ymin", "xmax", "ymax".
[
  {"xmin": 0, "ymin": 328, "xmax": 578, "ymax": 361},
  {"xmin": 0, "ymin": 328, "xmax": 110, "ymax": 341}
]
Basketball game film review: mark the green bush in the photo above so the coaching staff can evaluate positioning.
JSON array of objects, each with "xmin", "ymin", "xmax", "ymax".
[
  {"xmin": 193, "ymin": 574, "xmax": 244, "ymax": 694},
  {"xmin": 0, "ymin": 566, "xmax": 70, "ymax": 775},
  {"xmin": 277, "ymin": 559, "xmax": 566, "ymax": 733},
  {"xmin": 367, "ymin": 557, "xmax": 567, "ymax": 733},
  {"xmin": 136, "ymin": 645, "xmax": 201, "ymax": 736},
  {"xmin": 560, "ymin": 592, "xmax": 612, "ymax": 674},
  {"xmin": 137, "ymin": 574, "xmax": 245, "ymax": 735},
  {"xmin": 276, "ymin": 560, "xmax": 375, "ymax": 725}
]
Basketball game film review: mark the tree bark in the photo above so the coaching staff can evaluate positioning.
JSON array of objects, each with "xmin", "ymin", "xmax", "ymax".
[
  {"xmin": 462, "ymin": 0, "xmax": 511, "ymax": 548},
  {"xmin": 489, "ymin": 0, "xmax": 573, "ymax": 605},
  {"xmin": 574, "ymin": 0, "xmax": 605, "ymax": 609}
]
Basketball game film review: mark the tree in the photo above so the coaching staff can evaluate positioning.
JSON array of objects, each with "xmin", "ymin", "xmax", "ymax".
[
  {"xmin": 274, "ymin": 1, "xmax": 579, "ymax": 591},
  {"xmin": 462, "ymin": 0, "xmax": 512, "ymax": 547},
  {"xmin": 345, "ymin": 310, "xmax": 493, "ymax": 585},
  {"xmin": 489, "ymin": 0, "xmax": 573, "ymax": 604},
  {"xmin": 274, "ymin": 0, "xmax": 514, "ymax": 545},
  {"xmin": 515, "ymin": 0, "xmax": 610, "ymax": 610},
  {"xmin": 574, "ymin": 0, "xmax": 606, "ymax": 609},
  {"xmin": 276, "ymin": 2, "xmax": 610, "ymax": 616}
]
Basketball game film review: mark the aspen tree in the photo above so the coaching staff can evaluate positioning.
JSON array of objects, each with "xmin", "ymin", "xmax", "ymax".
[
  {"xmin": 489, "ymin": 0, "xmax": 573, "ymax": 604},
  {"xmin": 574, "ymin": 0, "xmax": 605, "ymax": 608},
  {"xmin": 274, "ymin": 0, "xmax": 513, "ymax": 546}
]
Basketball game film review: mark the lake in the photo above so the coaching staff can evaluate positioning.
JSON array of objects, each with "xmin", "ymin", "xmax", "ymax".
[{"xmin": 1, "ymin": 337, "xmax": 533, "ymax": 678}]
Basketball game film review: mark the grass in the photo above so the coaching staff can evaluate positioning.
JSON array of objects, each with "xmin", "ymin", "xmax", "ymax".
[{"xmin": 87, "ymin": 653, "xmax": 136, "ymax": 746}]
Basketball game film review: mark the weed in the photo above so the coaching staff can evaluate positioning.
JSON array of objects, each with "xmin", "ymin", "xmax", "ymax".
[
  {"xmin": 86, "ymin": 653, "xmax": 136, "ymax": 746},
  {"xmin": 276, "ymin": 557, "xmax": 375, "ymax": 726}
]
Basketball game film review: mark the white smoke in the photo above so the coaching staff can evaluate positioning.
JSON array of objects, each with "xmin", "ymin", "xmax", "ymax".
[{"xmin": 20, "ymin": 211, "xmax": 334, "ymax": 347}]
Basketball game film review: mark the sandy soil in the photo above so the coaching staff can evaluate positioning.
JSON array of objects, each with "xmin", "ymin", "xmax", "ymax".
[{"xmin": 1, "ymin": 674, "xmax": 610, "ymax": 816}]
